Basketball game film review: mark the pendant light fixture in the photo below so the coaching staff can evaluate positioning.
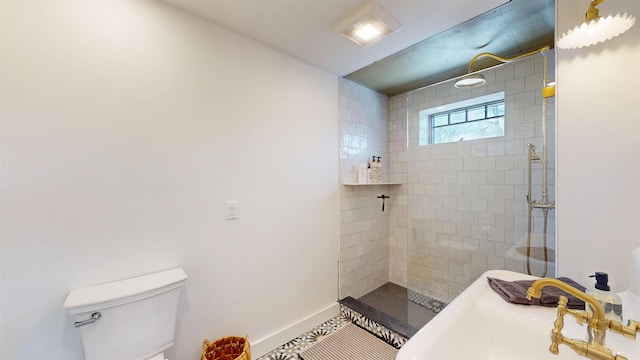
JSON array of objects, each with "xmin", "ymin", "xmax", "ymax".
[{"xmin": 557, "ymin": 0, "xmax": 635, "ymax": 49}]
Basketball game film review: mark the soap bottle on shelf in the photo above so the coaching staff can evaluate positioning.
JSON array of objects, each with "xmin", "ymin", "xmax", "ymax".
[
  {"xmin": 357, "ymin": 163, "xmax": 367, "ymax": 184},
  {"xmin": 585, "ymin": 272, "xmax": 623, "ymax": 323},
  {"xmin": 367, "ymin": 162, "xmax": 372, "ymax": 184},
  {"xmin": 377, "ymin": 157, "xmax": 383, "ymax": 183},
  {"xmin": 371, "ymin": 156, "xmax": 378, "ymax": 183}
]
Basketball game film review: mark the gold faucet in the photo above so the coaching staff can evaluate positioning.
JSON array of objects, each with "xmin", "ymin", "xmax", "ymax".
[{"xmin": 527, "ymin": 278, "xmax": 639, "ymax": 360}]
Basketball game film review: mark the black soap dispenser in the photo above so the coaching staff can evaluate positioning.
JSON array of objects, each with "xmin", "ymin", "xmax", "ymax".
[{"xmin": 585, "ymin": 272, "xmax": 623, "ymax": 323}]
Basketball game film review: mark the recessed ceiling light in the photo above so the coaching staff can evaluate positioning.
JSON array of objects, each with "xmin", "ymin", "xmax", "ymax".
[
  {"xmin": 355, "ymin": 23, "xmax": 382, "ymax": 41},
  {"xmin": 333, "ymin": 2, "xmax": 401, "ymax": 47}
]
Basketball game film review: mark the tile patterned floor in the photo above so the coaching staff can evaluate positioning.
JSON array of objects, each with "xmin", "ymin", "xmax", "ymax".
[
  {"xmin": 256, "ymin": 315, "xmax": 350, "ymax": 360},
  {"xmin": 339, "ymin": 305, "xmax": 407, "ymax": 349},
  {"xmin": 257, "ymin": 306, "xmax": 408, "ymax": 360},
  {"xmin": 257, "ymin": 287, "xmax": 447, "ymax": 360}
]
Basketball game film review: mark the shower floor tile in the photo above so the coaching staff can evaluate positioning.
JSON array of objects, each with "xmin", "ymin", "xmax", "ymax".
[{"xmin": 354, "ymin": 282, "xmax": 445, "ymax": 334}]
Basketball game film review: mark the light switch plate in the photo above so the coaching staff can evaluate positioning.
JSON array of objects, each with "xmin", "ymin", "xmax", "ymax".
[{"xmin": 226, "ymin": 201, "xmax": 238, "ymax": 220}]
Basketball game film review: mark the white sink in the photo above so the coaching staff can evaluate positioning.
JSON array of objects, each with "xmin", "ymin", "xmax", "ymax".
[{"xmin": 396, "ymin": 269, "xmax": 640, "ymax": 360}]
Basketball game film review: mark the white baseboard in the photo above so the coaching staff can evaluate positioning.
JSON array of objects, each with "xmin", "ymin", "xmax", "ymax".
[{"xmin": 250, "ymin": 302, "xmax": 340, "ymax": 357}]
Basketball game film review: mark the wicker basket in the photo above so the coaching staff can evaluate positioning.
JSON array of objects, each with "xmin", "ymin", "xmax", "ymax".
[{"xmin": 201, "ymin": 335, "xmax": 250, "ymax": 360}]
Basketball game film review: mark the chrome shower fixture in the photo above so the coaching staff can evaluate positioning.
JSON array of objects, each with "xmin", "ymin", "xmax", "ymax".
[
  {"xmin": 529, "ymin": 144, "xmax": 541, "ymax": 161},
  {"xmin": 523, "ymin": 46, "xmax": 556, "ymax": 278},
  {"xmin": 457, "ymin": 45, "xmax": 557, "ymax": 277}
]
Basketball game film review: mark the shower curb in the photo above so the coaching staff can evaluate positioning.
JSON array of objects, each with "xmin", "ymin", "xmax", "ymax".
[{"xmin": 338, "ymin": 303, "xmax": 408, "ymax": 349}]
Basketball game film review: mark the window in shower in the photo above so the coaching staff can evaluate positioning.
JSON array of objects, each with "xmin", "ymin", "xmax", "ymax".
[{"xmin": 419, "ymin": 92, "xmax": 505, "ymax": 145}]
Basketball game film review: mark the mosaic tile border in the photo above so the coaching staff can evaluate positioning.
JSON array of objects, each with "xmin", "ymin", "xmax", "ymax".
[
  {"xmin": 257, "ymin": 315, "xmax": 350, "ymax": 360},
  {"xmin": 407, "ymin": 290, "xmax": 447, "ymax": 313},
  {"xmin": 339, "ymin": 304, "xmax": 407, "ymax": 349}
]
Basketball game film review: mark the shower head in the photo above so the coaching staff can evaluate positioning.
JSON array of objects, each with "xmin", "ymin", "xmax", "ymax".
[{"xmin": 454, "ymin": 74, "xmax": 486, "ymax": 89}]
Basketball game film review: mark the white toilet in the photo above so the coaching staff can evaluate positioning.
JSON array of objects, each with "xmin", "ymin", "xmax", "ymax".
[{"xmin": 63, "ymin": 268, "xmax": 187, "ymax": 360}]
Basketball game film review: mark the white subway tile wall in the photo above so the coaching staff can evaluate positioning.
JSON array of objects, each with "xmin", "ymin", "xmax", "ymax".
[
  {"xmin": 339, "ymin": 79, "xmax": 393, "ymax": 299},
  {"xmin": 339, "ymin": 52, "xmax": 556, "ymax": 304},
  {"xmin": 390, "ymin": 54, "xmax": 556, "ymax": 302}
]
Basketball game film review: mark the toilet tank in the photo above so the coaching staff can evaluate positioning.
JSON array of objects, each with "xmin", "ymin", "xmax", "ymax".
[{"xmin": 63, "ymin": 268, "xmax": 187, "ymax": 360}]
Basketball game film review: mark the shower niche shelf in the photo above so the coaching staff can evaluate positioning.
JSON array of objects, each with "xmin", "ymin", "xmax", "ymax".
[{"xmin": 343, "ymin": 183, "xmax": 402, "ymax": 186}]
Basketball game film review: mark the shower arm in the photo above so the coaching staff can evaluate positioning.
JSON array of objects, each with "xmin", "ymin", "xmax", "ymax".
[{"xmin": 466, "ymin": 46, "xmax": 551, "ymax": 74}]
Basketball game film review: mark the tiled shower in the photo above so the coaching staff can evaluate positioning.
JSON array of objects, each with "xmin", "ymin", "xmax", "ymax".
[
  {"xmin": 339, "ymin": 80, "xmax": 392, "ymax": 299},
  {"xmin": 339, "ymin": 51, "xmax": 556, "ymax": 328}
]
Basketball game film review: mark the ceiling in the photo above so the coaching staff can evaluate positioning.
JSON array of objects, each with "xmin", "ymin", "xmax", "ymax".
[
  {"xmin": 163, "ymin": 0, "xmax": 555, "ymax": 96},
  {"xmin": 347, "ymin": 0, "xmax": 555, "ymax": 96}
]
